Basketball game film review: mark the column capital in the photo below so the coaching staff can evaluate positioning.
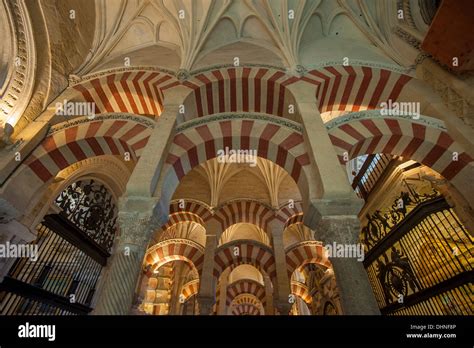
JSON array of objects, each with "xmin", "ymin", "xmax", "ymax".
[
  {"xmin": 315, "ymin": 215, "xmax": 361, "ymax": 245},
  {"xmin": 198, "ymin": 296, "xmax": 215, "ymax": 315},
  {"xmin": 304, "ymin": 198, "xmax": 363, "ymax": 232},
  {"xmin": 117, "ymin": 197, "xmax": 168, "ymax": 248}
]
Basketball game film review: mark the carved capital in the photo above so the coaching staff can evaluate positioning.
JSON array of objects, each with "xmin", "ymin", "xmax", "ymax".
[
  {"xmin": 117, "ymin": 210, "xmax": 166, "ymax": 247},
  {"xmin": 315, "ymin": 215, "xmax": 361, "ymax": 245}
]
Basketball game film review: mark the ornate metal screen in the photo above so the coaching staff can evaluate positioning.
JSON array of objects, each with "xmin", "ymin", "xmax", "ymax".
[
  {"xmin": 361, "ymin": 187, "xmax": 473, "ymax": 315},
  {"xmin": 0, "ymin": 179, "xmax": 117, "ymax": 315}
]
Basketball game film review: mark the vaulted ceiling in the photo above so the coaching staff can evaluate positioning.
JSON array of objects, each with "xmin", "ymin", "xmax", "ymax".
[{"xmin": 74, "ymin": 0, "xmax": 407, "ymax": 75}]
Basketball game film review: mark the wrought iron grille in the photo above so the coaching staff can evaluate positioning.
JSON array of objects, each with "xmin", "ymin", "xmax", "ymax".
[
  {"xmin": 0, "ymin": 219, "xmax": 106, "ymax": 315},
  {"xmin": 351, "ymin": 154, "xmax": 393, "ymax": 200},
  {"xmin": 362, "ymin": 193, "xmax": 473, "ymax": 315},
  {"xmin": 55, "ymin": 179, "xmax": 117, "ymax": 253},
  {"xmin": 0, "ymin": 179, "xmax": 117, "ymax": 315}
]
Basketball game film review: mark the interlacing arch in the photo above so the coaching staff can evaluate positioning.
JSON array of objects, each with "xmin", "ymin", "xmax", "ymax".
[
  {"xmin": 226, "ymin": 279, "xmax": 266, "ymax": 306},
  {"xmin": 291, "ymin": 281, "xmax": 312, "ymax": 305},
  {"xmin": 327, "ymin": 112, "xmax": 474, "ymax": 202},
  {"xmin": 285, "ymin": 241, "xmax": 332, "ymax": 277},
  {"xmin": 213, "ymin": 239, "xmax": 276, "ymax": 280},
  {"xmin": 145, "ymin": 238, "xmax": 205, "ymax": 275}
]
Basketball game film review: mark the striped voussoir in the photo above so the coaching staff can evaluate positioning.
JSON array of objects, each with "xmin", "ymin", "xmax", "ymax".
[
  {"xmin": 180, "ymin": 279, "xmax": 200, "ymax": 302},
  {"xmin": 169, "ymin": 199, "xmax": 213, "ymax": 221},
  {"xmin": 285, "ymin": 241, "xmax": 331, "ymax": 277},
  {"xmin": 164, "ymin": 118, "xmax": 311, "ymax": 195},
  {"xmin": 213, "ymin": 239, "xmax": 276, "ymax": 280},
  {"xmin": 231, "ymin": 304, "xmax": 261, "ymax": 316},
  {"xmin": 23, "ymin": 118, "xmax": 152, "ymax": 182},
  {"xmin": 71, "ymin": 71, "xmax": 174, "ymax": 116},
  {"xmin": 145, "ymin": 238, "xmax": 205, "ymax": 275},
  {"xmin": 226, "ymin": 279, "xmax": 266, "ymax": 306},
  {"xmin": 230, "ymin": 294, "xmax": 264, "ymax": 315},
  {"xmin": 160, "ymin": 211, "xmax": 205, "ymax": 233},
  {"xmin": 275, "ymin": 201, "xmax": 303, "ymax": 227},
  {"xmin": 327, "ymin": 116, "xmax": 474, "ymax": 182},
  {"xmin": 213, "ymin": 200, "xmax": 275, "ymax": 233},
  {"xmin": 291, "ymin": 281, "xmax": 312, "ymax": 304},
  {"xmin": 303, "ymin": 66, "xmax": 412, "ymax": 113},
  {"xmin": 182, "ymin": 67, "xmax": 299, "ymax": 120}
]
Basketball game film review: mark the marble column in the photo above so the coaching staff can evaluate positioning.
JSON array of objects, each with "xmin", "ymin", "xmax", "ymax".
[
  {"xmin": 269, "ymin": 220, "xmax": 291, "ymax": 315},
  {"xmin": 197, "ymin": 234, "xmax": 217, "ymax": 315},
  {"xmin": 217, "ymin": 268, "xmax": 230, "ymax": 315},
  {"xmin": 263, "ymin": 275, "xmax": 274, "ymax": 315},
  {"xmin": 94, "ymin": 207, "xmax": 164, "ymax": 315},
  {"xmin": 313, "ymin": 207, "xmax": 380, "ymax": 315}
]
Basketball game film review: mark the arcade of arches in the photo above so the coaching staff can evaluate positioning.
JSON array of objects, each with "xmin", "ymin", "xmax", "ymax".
[{"xmin": 0, "ymin": 0, "xmax": 473, "ymax": 316}]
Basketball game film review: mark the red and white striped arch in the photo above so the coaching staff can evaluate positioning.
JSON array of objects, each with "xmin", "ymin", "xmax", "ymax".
[
  {"xmin": 169, "ymin": 199, "xmax": 213, "ymax": 221},
  {"xmin": 214, "ymin": 240, "xmax": 276, "ymax": 280},
  {"xmin": 273, "ymin": 201, "xmax": 304, "ymax": 227},
  {"xmin": 327, "ymin": 114, "xmax": 474, "ymax": 186},
  {"xmin": 213, "ymin": 200, "xmax": 275, "ymax": 233},
  {"xmin": 230, "ymin": 294, "xmax": 264, "ymax": 316},
  {"xmin": 231, "ymin": 304, "xmax": 262, "ymax": 316},
  {"xmin": 145, "ymin": 238, "xmax": 205, "ymax": 275},
  {"xmin": 22, "ymin": 117, "xmax": 152, "ymax": 183},
  {"xmin": 285, "ymin": 241, "xmax": 332, "ymax": 276},
  {"xmin": 226, "ymin": 279, "xmax": 266, "ymax": 306},
  {"xmin": 302, "ymin": 66, "xmax": 412, "ymax": 113},
  {"xmin": 291, "ymin": 281, "xmax": 312, "ymax": 305},
  {"xmin": 71, "ymin": 71, "xmax": 176, "ymax": 117},
  {"xmin": 182, "ymin": 67, "xmax": 299, "ymax": 120},
  {"xmin": 163, "ymin": 118, "xmax": 311, "ymax": 206},
  {"xmin": 180, "ymin": 279, "xmax": 200, "ymax": 302}
]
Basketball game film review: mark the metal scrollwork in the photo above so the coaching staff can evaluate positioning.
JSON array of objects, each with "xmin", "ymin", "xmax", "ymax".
[
  {"xmin": 55, "ymin": 179, "xmax": 117, "ymax": 252},
  {"xmin": 376, "ymin": 247, "xmax": 418, "ymax": 304},
  {"xmin": 362, "ymin": 184, "xmax": 439, "ymax": 249}
]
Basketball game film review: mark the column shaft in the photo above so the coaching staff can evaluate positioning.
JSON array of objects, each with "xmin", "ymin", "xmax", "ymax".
[
  {"xmin": 197, "ymin": 234, "xmax": 217, "ymax": 315},
  {"xmin": 94, "ymin": 211, "xmax": 158, "ymax": 315},
  {"xmin": 317, "ymin": 215, "xmax": 380, "ymax": 315}
]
